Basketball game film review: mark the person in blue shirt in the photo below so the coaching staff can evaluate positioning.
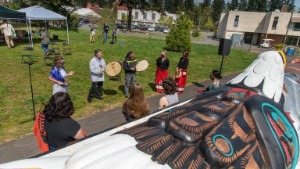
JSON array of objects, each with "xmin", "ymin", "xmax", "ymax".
[{"xmin": 49, "ymin": 56, "xmax": 74, "ymax": 95}]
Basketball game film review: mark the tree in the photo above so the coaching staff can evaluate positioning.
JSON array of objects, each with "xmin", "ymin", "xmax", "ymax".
[
  {"xmin": 239, "ymin": 0, "xmax": 247, "ymax": 11},
  {"xmin": 230, "ymin": 0, "xmax": 238, "ymax": 10},
  {"xmin": 257, "ymin": 0, "xmax": 268, "ymax": 11},
  {"xmin": 119, "ymin": 0, "xmax": 146, "ymax": 30},
  {"xmin": 269, "ymin": 0, "xmax": 280, "ymax": 11},
  {"xmin": 202, "ymin": 16, "xmax": 214, "ymax": 31},
  {"xmin": 247, "ymin": 0, "xmax": 257, "ymax": 11},
  {"xmin": 287, "ymin": 0, "xmax": 295, "ymax": 11},
  {"xmin": 202, "ymin": 0, "xmax": 211, "ymax": 8},
  {"xmin": 165, "ymin": 14, "xmax": 193, "ymax": 52},
  {"xmin": 226, "ymin": 1, "xmax": 231, "ymax": 10},
  {"xmin": 211, "ymin": 0, "xmax": 225, "ymax": 23}
]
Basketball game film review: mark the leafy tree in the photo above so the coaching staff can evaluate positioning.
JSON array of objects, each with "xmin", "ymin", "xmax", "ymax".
[
  {"xmin": 165, "ymin": 14, "xmax": 193, "ymax": 52},
  {"xmin": 257, "ymin": 0, "xmax": 268, "ymax": 11},
  {"xmin": 202, "ymin": 16, "xmax": 214, "ymax": 31},
  {"xmin": 158, "ymin": 15, "xmax": 173, "ymax": 27},
  {"xmin": 239, "ymin": 0, "xmax": 247, "ymax": 11},
  {"xmin": 211, "ymin": 0, "xmax": 225, "ymax": 23},
  {"xmin": 230, "ymin": 0, "xmax": 238, "ymax": 10},
  {"xmin": 247, "ymin": 0, "xmax": 257, "ymax": 11},
  {"xmin": 286, "ymin": 0, "xmax": 295, "ymax": 11},
  {"xmin": 119, "ymin": 0, "xmax": 146, "ymax": 30}
]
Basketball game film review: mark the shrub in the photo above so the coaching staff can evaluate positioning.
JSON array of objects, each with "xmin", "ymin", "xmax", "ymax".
[
  {"xmin": 273, "ymin": 43, "xmax": 285, "ymax": 50},
  {"xmin": 191, "ymin": 29, "xmax": 200, "ymax": 37},
  {"xmin": 165, "ymin": 14, "xmax": 193, "ymax": 52}
]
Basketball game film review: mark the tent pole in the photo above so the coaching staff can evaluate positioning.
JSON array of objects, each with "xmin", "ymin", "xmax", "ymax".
[
  {"xmin": 25, "ymin": 18, "xmax": 30, "ymax": 45},
  {"xmin": 66, "ymin": 19, "xmax": 70, "ymax": 44},
  {"xmin": 28, "ymin": 18, "xmax": 33, "ymax": 47}
]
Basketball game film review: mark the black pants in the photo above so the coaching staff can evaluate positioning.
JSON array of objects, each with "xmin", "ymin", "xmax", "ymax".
[{"xmin": 88, "ymin": 81, "xmax": 103, "ymax": 99}]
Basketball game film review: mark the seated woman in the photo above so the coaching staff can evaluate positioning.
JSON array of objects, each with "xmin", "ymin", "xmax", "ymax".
[
  {"xmin": 122, "ymin": 83, "xmax": 150, "ymax": 121},
  {"xmin": 41, "ymin": 92, "xmax": 85, "ymax": 150},
  {"xmin": 158, "ymin": 77, "xmax": 179, "ymax": 109},
  {"xmin": 206, "ymin": 70, "xmax": 222, "ymax": 91}
]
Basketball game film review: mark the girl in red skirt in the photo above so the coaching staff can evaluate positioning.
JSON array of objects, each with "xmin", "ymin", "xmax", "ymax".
[
  {"xmin": 175, "ymin": 51, "xmax": 189, "ymax": 94},
  {"xmin": 155, "ymin": 51, "xmax": 169, "ymax": 92}
]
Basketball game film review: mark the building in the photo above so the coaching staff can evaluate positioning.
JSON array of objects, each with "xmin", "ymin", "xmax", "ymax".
[
  {"xmin": 117, "ymin": 6, "xmax": 178, "ymax": 26},
  {"xmin": 217, "ymin": 10, "xmax": 300, "ymax": 47}
]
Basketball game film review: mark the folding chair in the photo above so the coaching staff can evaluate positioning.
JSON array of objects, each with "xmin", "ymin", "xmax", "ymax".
[
  {"xmin": 49, "ymin": 42, "xmax": 60, "ymax": 55},
  {"xmin": 21, "ymin": 47, "xmax": 35, "ymax": 64},
  {"xmin": 44, "ymin": 56, "xmax": 54, "ymax": 66},
  {"xmin": 62, "ymin": 42, "xmax": 72, "ymax": 56}
]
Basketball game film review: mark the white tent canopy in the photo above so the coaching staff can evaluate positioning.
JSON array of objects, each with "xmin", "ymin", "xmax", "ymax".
[{"xmin": 17, "ymin": 5, "xmax": 69, "ymax": 46}]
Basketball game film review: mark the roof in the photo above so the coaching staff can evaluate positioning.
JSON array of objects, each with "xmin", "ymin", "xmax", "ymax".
[
  {"xmin": 17, "ymin": 5, "xmax": 66, "ymax": 20},
  {"xmin": 0, "ymin": 5, "xmax": 26, "ymax": 20},
  {"xmin": 117, "ymin": 6, "xmax": 128, "ymax": 11}
]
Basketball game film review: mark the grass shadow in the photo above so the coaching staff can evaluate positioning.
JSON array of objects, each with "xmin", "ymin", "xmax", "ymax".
[
  {"xmin": 118, "ymin": 85, "xmax": 124, "ymax": 93},
  {"xmin": 192, "ymin": 82, "xmax": 205, "ymax": 87},
  {"xmin": 148, "ymin": 82, "xmax": 156, "ymax": 92},
  {"xmin": 103, "ymin": 89, "xmax": 117, "ymax": 95}
]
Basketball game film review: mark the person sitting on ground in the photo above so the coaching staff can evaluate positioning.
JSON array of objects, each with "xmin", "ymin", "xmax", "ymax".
[
  {"xmin": 158, "ymin": 77, "xmax": 179, "ymax": 109},
  {"xmin": 206, "ymin": 70, "xmax": 222, "ymax": 91},
  {"xmin": 122, "ymin": 83, "xmax": 150, "ymax": 121},
  {"xmin": 39, "ymin": 92, "xmax": 86, "ymax": 150}
]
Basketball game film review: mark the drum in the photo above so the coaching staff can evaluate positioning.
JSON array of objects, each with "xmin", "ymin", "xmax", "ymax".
[
  {"xmin": 136, "ymin": 60, "xmax": 149, "ymax": 72},
  {"xmin": 105, "ymin": 62, "xmax": 122, "ymax": 76}
]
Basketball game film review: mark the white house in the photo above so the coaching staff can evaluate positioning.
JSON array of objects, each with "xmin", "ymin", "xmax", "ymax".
[{"xmin": 74, "ymin": 8, "xmax": 101, "ymax": 18}]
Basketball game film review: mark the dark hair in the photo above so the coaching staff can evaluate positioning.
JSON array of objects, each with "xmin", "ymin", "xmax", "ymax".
[
  {"xmin": 94, "ymin": 49, "xmax": 102, "ymax": 56},
  {"xmin": 162, "ymin": 77, "xmax": 177, "ymax": 95},
  {"xmin": 42, "ymin": 92, "xmax": 75, "ymax": 121},
  {"xmin": 183, "ymin": 50, "xmax": 190, "ymax": 57},
  {"xmin": 212, "ymin": 70, "xmax": 222, "ymax": 79},
  {"xmin": 125, "ymin": 51, "xmax": 134, "ymax": 60},
  {"xmin": 3, "ymin": 20, "xmax": 7, "ymax": 24}
]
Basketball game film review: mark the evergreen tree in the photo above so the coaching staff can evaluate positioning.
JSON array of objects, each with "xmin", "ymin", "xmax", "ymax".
[
  {"xmin": 211, "ymin": 0, "xmax": 225, "ymax": 22},
  {"xmin": 202, "ymin": 16, "xmax": 214, "ymax": 31},
  {"xmin": 247, "ymin": 0, "xmax": 257, "ymax": 11},
  {"xmin": 287, "ymin": 0, "xmax": 295, "ymax": 11},
  {"xmin": 165, "ymin": 14, "xmax": 193, "ymax": 52},
  {"xmin": 202, "ymin": 0, "xmax": 211, "ymax": 7},
  {"xmin": 230, "ymin": 0, "xmax": 238, "ymax": 10},
  {"xmin": 239, "ymin": 0, "xmax": 247, "ymax": 11},
  {"xmin": 257, "ymin": 0, "xmax": 267, "ymax": 11},
  {"xmin": 226, "ymin": 1, "xmax": 231, "ymax": 10},
  {"xmin": 269, "ymin": 0, "xmax": 280, "ymax": 11}
]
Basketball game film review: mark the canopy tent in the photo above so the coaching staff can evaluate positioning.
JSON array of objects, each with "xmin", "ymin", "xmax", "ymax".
[
  {"xmin": 17, "ymin": 5, "xmax": 69, "ymax": 46},
  {"xmin": 0, "ymin": 5, "xmax": 26, "ymax": 20}
]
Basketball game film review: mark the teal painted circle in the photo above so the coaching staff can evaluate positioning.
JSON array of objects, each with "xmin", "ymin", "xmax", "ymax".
[{"xmin": 212, "ymin": 134, "xmax": 234, "ymax": 157}]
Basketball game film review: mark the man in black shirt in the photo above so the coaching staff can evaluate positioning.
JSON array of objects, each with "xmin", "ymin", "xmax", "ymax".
[
  {"xmin": 123, "ymin": 51, "xmax": 138, "ymax": 98},
  {"xmin": 103, "ymin": 23, "xmax": 109, "ymax": 44}
]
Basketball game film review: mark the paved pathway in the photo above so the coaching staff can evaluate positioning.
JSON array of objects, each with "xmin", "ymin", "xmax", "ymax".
[{"xmin": 0, "ymin": 31, "xmax": 299, "ymax": 164}]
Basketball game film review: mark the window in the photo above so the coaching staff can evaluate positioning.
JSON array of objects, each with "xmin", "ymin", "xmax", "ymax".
[
  {"xmin": 135, "ymin": 12, "xmax": 138, "ymax": 19},
  {"xmin": 143, "ymin": 13, "xmax": 147, "ymax": 20},
  {"xmin": 152, "ymin": 13, "xmax": 156, "ymax": 20},
  {"xmin": 233, "ymin": 15, "xmax": 239, "ymax": 27},
  {"xmin": 272, "ymin": 16, "xmax": 279, "ymax": 30}
]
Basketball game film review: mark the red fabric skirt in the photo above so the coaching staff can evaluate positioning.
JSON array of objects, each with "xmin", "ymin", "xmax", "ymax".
[
  {"xmin": 155, "ymin": 67, "xmax": 168, "ymax": 93},
  {"xmin": 175, "ymin": 69, "xmax": 187, "ymax": 94}
]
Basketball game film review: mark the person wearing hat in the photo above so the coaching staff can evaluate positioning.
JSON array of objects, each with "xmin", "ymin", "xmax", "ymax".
[
  {"xmin": 49, "ymin": 56, "xmax": 74, "ymax": 95},
  {"xmin": 87, "ymin": 49, "xmax": 106, "ymax": 103},
  {"xmin": 41, "ymin": 27, "xmax": 51, "ymax": 55},
  {"xmin": 0, "ymin": 20, "xmax": 15, "ymax": 48}
]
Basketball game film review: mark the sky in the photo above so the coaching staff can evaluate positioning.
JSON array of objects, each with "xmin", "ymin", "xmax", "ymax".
[{"xmin": 196, "ymin": 0, "xmax": 300, "ymax": 10}]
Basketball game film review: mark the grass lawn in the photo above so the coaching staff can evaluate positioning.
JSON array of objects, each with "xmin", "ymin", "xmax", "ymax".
[{"xmin": 0, "ymin": 28, "xmax": 257, "ymax": 143}]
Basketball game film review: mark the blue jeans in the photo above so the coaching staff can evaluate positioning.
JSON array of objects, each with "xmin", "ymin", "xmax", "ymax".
[
  {"xmin": 103, "ymin": 32, "xmax": 108, "ymax": 43},
  {"xmin": 41, "ymin": 44, "xmax": 48, "ymax": 53}
]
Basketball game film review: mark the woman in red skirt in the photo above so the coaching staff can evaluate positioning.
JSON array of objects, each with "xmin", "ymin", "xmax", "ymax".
[
  {"xmin": 155, "ymin": 51, "xmax": 169, "ymax": 92},
  {"xmin": 175, "ymin": 51, "xmax": 189, "ymax": 94}
]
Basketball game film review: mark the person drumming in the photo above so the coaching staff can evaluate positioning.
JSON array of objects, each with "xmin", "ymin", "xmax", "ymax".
[
  {"xmin": 155, "ymin": 51, "xmax": 169, "ymax": 93},
  {"xmin": 122, "ymin": 83, "xmax": 150, "ymax": 121},
  {"xmin": 123, "ymin": 51, "xmax": 138, "ymax": 98},
  {"xmin": 158, "ymin": 77, "xmax": 179, "ymax": 109},
  {"xmin": 49, "ymin": 56, "xmax": 74, "ymax": 95},
  {"xmin": 175, "ymin": 50, "xmax": 189, "ymax": 94},
  {"xmin": 87, "ymin": 49, "xmax": 106, "ymax": 103}
]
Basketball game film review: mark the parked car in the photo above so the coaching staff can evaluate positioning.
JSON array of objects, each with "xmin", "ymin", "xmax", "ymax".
[
  {"xmin": 148, "ymin": 26, "xmax": 155, "ymax": 31},
  {"xmin": 259, "ymin": 39, "xmax": 274, "ymax": 48},
  {"xmin": 139, "ymin": 25, "xmax": 148, "ymax": 31},
  {"xmin": 132, "ymin": 25, "xmax": 139, "ymax": 29},
  {"xmin": 163, "ymin": 28, "xmax": 170, "ymax": 33}
]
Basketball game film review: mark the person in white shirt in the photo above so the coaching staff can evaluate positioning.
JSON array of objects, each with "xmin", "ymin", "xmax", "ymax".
[
  {"xmin": 0, "ymin": 20, "xmax": 15, "ymax": 48},
  {"xmin": 87, "ymin": 49, "xmax": 106, "ymax": 103}
]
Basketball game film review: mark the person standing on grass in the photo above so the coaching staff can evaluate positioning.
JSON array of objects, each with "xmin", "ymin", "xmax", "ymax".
[
  {"xmin": 87, "ymin": 49, "xmax": 106, "ymax": 103},
  {"xmin": 122, "ymin": 83, "xmax": 150, "ymax": 121},
  {"xmin": 41, "ymin": 27, "xmax": 51, "ymax": 56},
  {"xmin": 155, "ymin": 51, "xmax": 169, "ymax": 93},
  {"xmin": 0, "ymin": 20, "xmax": 15, "ymax": 48},
  {"xmin": 158, "ymin": 77, "xmax": 179, "ymax": 109},
  {"xmin": 49, "ymin": 56, "xmax": 74, "ymax": 95},
  {"xmin": 123, "ymin": 51, "xmax": 138, "ymax": 98},
  {"xmin": 111, "ymin": 28, "xmax": 117, "ymax": 43},
  {"xmin": 90, "ymin": 25, "xmax": 95, "ymax": 43},
  {"xmin": 103, "ymin": 23, "xmax": 109, "ymax": 44},
  {"xmin": 175, "ymin": 50, "xmax": 189, "ymax": 94}
]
